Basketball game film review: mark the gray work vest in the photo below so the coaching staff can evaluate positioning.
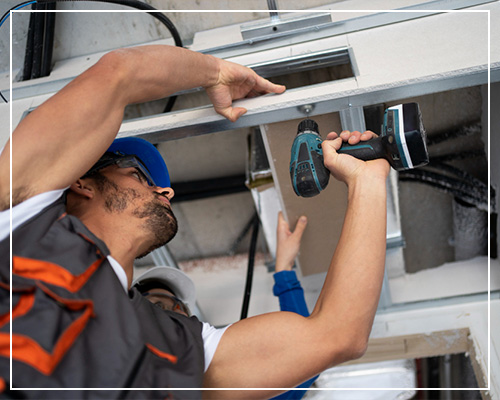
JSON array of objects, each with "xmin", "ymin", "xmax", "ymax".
[{"xmin": 0, "ymin": 196, "xmax": 204, "ymax": 399}]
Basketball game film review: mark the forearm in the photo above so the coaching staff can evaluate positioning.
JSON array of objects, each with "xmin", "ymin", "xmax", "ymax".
[
  {"xmin": 311, "ymin": 174, "xmax": 387, "ymax": 357},
  {"xmin": 2, "ymin": 45, "xmax": 221, "ymax": 207},
  {"xmin": 105, "ymin": 45, "xmax": 219, "ymax": 105}
]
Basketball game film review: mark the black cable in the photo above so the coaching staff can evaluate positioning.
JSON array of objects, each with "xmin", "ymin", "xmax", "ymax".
[
  {"xmin": 40, "ymin": 2, "xmax": 56, "ymax": 77},
  {"xmin": 429, "ymin": 149, "xmax": 486, "ymax": 164},
  {"xmin": 0, "ymin": 1, "xmax": 37, "ymax": 28},
  {"xmin": 240, "ymin": 212, "xmax": 260, "ymax": 320},
  {"xmin": 428, "ymin": 161, "xmax": 487, "ymax": 192},
  {"xmin": 229, "ymin": 211, "xmax": 259, "ymax": 256},
  {"xmin": 22, "ymin": 4, "xmax": 36, "ymax": 81},
  {"xmin": 3, "ymin": 0, "xmax": 182, "ymax": 109},
  {"xmin": 399, "ymin": 169, "xmax": 488, "ymax": 210},
  {"xmin": 37, "ymin": 0, "xmax": 183, "ymax": 47},
  {"xmin": 30, "ymin": 2, "xmax": 45, "ymax": 79},
  {"xmin": 426, "ymin": 122, "xmax": 481, "ymax": 146},
  {"xmin": 163, "ymin": 94, "xmax": 177, "ymax": 114}
]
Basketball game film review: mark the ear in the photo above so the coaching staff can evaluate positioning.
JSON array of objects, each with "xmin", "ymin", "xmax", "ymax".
[{"xmin": 69, "ymin": 179, "xmax": 95, "ymax": 200}]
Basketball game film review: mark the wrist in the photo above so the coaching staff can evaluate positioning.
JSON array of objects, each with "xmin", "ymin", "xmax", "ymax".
[
  {"xmin": 347, "ymin": 172, "xmax": 387, "ymax": 202},
  {"xmin": 275, "ymin": 259, "xmax": 295, "ymax": 273},
  {"xmin": 202, "ymin": 54, "xmax": 221, "ymax": 89}
]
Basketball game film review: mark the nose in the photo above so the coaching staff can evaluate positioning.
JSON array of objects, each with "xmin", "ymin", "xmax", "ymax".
[{"xmin": 155, "ymin": 186, "xmax": 175, "ymax": 200}]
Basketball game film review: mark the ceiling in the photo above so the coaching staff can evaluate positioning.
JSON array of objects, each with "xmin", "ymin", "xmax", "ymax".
[{"xmin": 1, "ymin": 4, "xmax": 498, "ymax": 390}]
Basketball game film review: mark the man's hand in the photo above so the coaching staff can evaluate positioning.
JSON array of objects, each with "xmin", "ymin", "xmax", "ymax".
[
  {"xmin": 322, "ymin": 130, "xmax": 390, "ymax": 186},
  {"xmin": 275, "ymin": 212, "xmax": 307, "ymax": 272},
  {"xmin": 204, "ymin": 57, "xmax": 286, "ymax": 122}
]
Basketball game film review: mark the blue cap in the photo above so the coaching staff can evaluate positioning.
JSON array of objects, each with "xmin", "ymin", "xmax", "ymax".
[{"xmin": 107, "ymin": 137, "xmax": 170, "ymax": 187}]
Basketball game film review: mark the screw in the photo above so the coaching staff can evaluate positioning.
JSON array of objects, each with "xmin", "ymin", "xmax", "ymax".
[{"xmin": 299, "ymin": 104, "xmax": 315, "ymax": 115}]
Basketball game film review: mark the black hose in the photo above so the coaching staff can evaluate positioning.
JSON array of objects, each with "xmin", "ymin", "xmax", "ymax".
[
  {"xmin": 4, "ymin": 0, "xmax": 182, "ymax": 109},
  {"xmin": 30, "ymin": 2, "xmax": 46, "ymax": 79},
  {"xmin": 426, "ymin": 122, "xmax": 481, "ymax": 146},
  {"xmin": 399, "ymin": 169, "xmax": 488, "ymax": 210},
  {"xmin": 37, "ymin": 0, "xmax": 183, "ymax": 47},
  {"xmin": 229, "ymin": 211, "xmax": 259, "ymax": 256},
  {"xmin": 22, "ymin": 4, "xmax": 36, "ymax": 81},
  {"xmin": 429, "ymin": 161, "xmax": 487, "ymax": 192},
  {"xmin": 41, "ymin": 2, "xmax": 56, "ymax": 77},
  {"xmin": 430, "ymin": 149, "xmax": 486, "ymax": 164},
  {"xmin": 240, "ymin": 212, "xmax": 260, "ymax": 320},
  {"xmin": 37, "ymin": 0, "xmax": 182, "ymax": 112},
  {"xmin": 163, "ymin": 94, "xmax": 177, "ymax": 114}
]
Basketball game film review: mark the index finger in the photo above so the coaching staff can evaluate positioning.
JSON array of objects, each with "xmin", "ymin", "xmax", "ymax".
[
  {"xmin": 253, "ymin": 75, "xmax": 286, "ymax": 95},
  {"xmin": 325, "ymin": 131, "xmax": 340, "ymax": 141}
]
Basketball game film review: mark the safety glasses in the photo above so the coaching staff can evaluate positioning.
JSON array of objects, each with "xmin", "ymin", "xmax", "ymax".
[
  {"xmin": 114, "ymin": 156, "xmax": 157, "ymax": 187},
  {"xmin": 84, "ymin": 153, "xmax": 157, "ymax": 187},
  {"xmin": 142, "ymin": 291, "xmax": 190, "ymax": 316}
]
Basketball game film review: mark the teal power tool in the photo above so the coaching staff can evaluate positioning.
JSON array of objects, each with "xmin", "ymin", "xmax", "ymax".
[{"xmin": 290, "ymin": 103, "xmax": 429, "ymax": 197}]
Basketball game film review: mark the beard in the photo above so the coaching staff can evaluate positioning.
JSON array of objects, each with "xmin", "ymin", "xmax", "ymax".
[
  {"xmin": 133, "ymin": 196, "xmax": 178, "ymax": 258},
  {"xmin": 92, "ymin": 173, "xmax": 178, "ymax": 257}
]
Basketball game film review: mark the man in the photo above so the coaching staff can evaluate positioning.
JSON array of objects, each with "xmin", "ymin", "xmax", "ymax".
[
  {"xmin": 132, "ymin": 266, "xmax": 196, "ymax": 317},
  {"xmin": 0, "ymin": 44, "xmax": 389, "ymax": 399},
  {"xmin": 132, "ymin": 265, "xmax": 229, "ymax": 376},
  {"xmin": 133, "ymin": 213, "xmax": 316, "ymax": 399}
]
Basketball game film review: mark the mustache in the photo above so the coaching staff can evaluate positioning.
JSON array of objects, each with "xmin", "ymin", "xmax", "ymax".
[{"xmin": 154, "ymin": 192, "xmax": 172, "ymax": 207}]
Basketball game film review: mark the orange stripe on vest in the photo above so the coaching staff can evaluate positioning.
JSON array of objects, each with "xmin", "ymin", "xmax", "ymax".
[
  {"xmin": 0, "ymin": 284, "xmax": 96, "ymax": 375},
  {"xmin": 0, "ymin": 292, "xmax": 35, "ymax": 328},
  {"xmin": 146, "ymin": 343, "xmax": 178, "ymax": 364},
  {"xmin": 13, "ymin": 256, "xmax": 104, "ymax": 292}
]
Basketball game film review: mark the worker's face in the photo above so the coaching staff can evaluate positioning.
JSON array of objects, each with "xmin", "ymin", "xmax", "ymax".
[
  {"xmin": 93, "ymin": 166, "xmax": 178, "ymax": 255},
  {"xmin": 143, "ymin": 288, "xmax": 190, "ymax": 317}
]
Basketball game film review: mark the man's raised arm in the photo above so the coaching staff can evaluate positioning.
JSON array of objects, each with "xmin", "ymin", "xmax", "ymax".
[
  {"xmin": 0, "ymin": 45, "xmax": 285, "ymax": 210},
  {"xmin": 203, "ymin": 131, "xmax": 390, "ymax": 399}
]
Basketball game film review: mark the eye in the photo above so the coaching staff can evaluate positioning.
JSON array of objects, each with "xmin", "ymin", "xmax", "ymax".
[
  {"xmin": 153, "ymin": 301, "xmax": 167, "ymax": 310},
  {"xmin": 131, "ymin": 169, "xmax": 146, "ymax": 183}
]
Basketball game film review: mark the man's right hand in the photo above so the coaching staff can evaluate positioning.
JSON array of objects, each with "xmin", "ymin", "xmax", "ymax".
[
  {"xmin": 204, "ymin": 57, "xmax": 286, "ymax": 122},
  {"xmin": 322, "ymin": 130, "xmax": 390, "ymax": 186}
]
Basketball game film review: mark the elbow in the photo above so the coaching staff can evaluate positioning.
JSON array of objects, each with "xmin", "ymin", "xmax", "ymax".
[
  {"xmin": 94, "ymin": 50, "xmax": 136, "ymax": 88},
  {"xmin": 325, "ymin": 333, "xmax": 369, "ymax": 368},
  {"xmin": 340, "ymin": 336, "xmax": 368, "ymax": 362},
  {"xmin": 91, "ymin": 50, "xmax": 134, "ymax": 105},
  {"xmin": 96, "ymin": 50, "xmax": 129, "ymax": 82},
  {"xmin": 347, "ymin": 336, "xmax": 369, "ymax": 360}
]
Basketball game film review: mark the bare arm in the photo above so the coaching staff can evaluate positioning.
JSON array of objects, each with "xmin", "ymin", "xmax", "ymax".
[
  {"xmin": 203, "ymin": 131, "xmax": 390, "ymax": 399},
  {"xmin": 0, "ymin": 45, "xmax": 285, "ymax": 210}
]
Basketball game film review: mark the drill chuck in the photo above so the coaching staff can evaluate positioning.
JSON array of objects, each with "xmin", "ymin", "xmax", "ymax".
[{"xmin": 297, "ymin": 119, "xmax": 319, "ymax": 134}]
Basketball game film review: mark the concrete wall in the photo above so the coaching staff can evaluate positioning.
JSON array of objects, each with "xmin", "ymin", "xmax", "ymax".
[{"xmin": 1, "ymin": 0, "xmax": 338, "ymax": 74}]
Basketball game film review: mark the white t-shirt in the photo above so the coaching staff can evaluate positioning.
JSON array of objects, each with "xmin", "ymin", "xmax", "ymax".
[{"xmin": 0, "ymin": 189, "xmax": 228, "ymax": 371}]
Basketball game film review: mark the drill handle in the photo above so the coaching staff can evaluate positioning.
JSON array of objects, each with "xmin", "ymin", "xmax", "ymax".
[{"xmin": 337, "ymin": 137, "xmax": 387, "ymax": 162}]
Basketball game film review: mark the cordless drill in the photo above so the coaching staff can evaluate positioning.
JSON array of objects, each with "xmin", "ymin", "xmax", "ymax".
[{"xmin": 289, "ymin": 103, "xmax": 429, "ymax": 197}]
